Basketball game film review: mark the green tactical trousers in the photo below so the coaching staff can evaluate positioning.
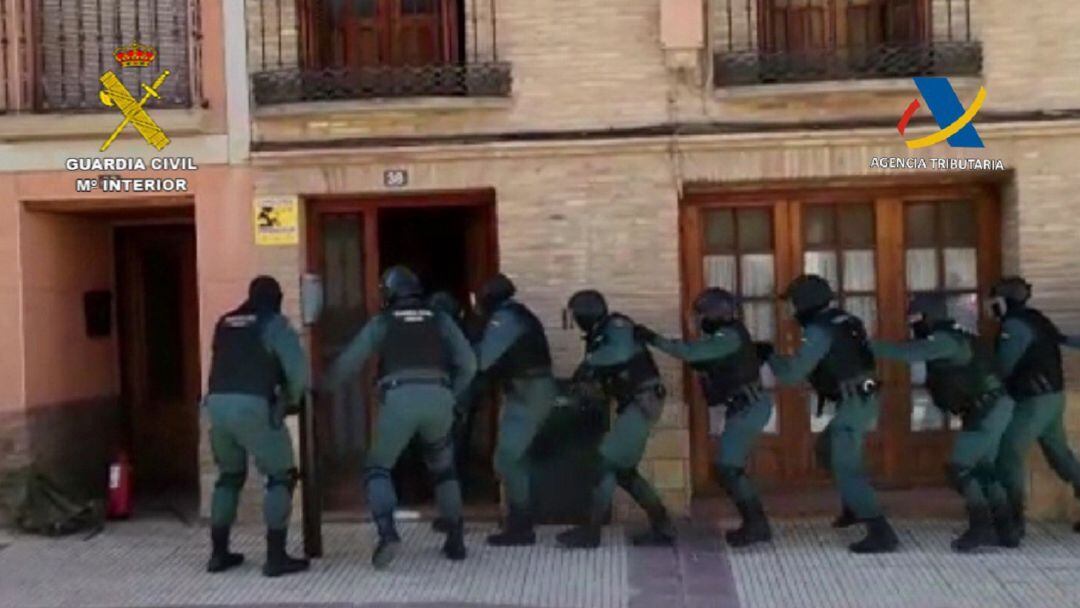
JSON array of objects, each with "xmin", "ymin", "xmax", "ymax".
[
  {"xmin": 208, "ymin": 394, "xmax": 296, "ymax": 530},
  {"xmin": 950, "ymin": 395, "xmax": 1013, "ymax": 510},
  {"xmin": 591, "ymin": 392, "xmax": 667, "ymax": 523},
  {"xmin": 365, "ymin": 384, "xmax": 462, "ymax": 525},
  {"xmin": 493, "ymin": 376, "xmax": 557, "ymax": 511},
  {"xmin": 995, "ymin": 392, "xmax": 1080, "ymax": 510},
  {"xmin": 717, "ymin": 396, "xmax": 773, "ymax": 503},
  {"xmin": 816, "ymin": 394, "xmax": 882, "ymax": 520}
]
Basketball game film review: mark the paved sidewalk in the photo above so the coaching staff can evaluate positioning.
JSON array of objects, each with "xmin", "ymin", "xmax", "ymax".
[{"xmin": 1, "ymin": 518, "xmax": 1079, "ymax": 608}]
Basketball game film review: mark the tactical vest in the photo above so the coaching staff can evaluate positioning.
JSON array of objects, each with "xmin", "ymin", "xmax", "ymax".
[
  {"xmin": 925, "ymin": 323, "xmax": 1000, "ymax": 415},
  {"xmin": 1000, "ymin": 308, "xmax": 1064, "ymax": 399},
  {"xmin": 691, "ymin": 321, "xmax": 760, "ymax": 407},
  {"xmin": 588, "ymin": 313, "xmax": 661, "ymax": 401},
  {"xmin": 806, "ymin": 308, "xmax": 876, "ymax": 401},
  {"xmin": 490, "ymin": 301, "xmax": 552, "ymax": 378},
  {"xmin": 207, "ymin": 308, "xmax": 282, "ymax": 400},
  {"xmin": 378, "ymin": 302, "xmax": 447, "ymax": 379}
]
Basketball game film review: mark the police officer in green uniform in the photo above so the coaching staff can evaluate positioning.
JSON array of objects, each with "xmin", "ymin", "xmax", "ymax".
[
  {"xmin": 989, "ymin": 277, "xmax": 1080, "ymax": 535},
  {"xmin": 556, "ymin": 290, "xmax": 675, "ymax": 549},
  {"xmin": 764, "ymin": 274, "xmax": 899, "ymax": 554},
  {"xmin": 472, "ymin": 274, "xmax": 558, "ymax": 546},
  {"xmin": 872, "ymin": 294, "xmax": 1017, "ymax": 551},
  {"xmin": 325, "ymin": 266, "xmax": 477, "ymax": 569},
  {"xmin": 636, "ymin": 288, "xmax": 773, "ymax": 547},
  {"xmin": 205, "ymin": 276, "xmax": 310, "ymax": 577}
]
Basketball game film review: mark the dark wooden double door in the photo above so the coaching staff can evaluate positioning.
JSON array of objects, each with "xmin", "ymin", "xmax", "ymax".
[
  {"xmin": 680, "ymin": 181, "xmax": 1002, "ymax": 495},
  {"xmin": 302, "ymin": 0, "xmax": 462, "ymax": 69},
  {"xmin": 307, "ymin": 193, "xmax": 498, "ymax": 512}
]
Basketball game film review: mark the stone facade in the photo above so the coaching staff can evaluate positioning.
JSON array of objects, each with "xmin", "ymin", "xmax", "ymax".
[{"xmin": 233, "ymin": 0, "xmax": 1080, "ymax": 522}]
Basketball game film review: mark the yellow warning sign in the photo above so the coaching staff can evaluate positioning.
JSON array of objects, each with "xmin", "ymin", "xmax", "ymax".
[{"xmin": 254, "ymin": 196, "xmax": 299, "ymax": 246}]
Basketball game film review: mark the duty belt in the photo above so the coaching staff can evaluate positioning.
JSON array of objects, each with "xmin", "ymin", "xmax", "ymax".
[
  {"xmin": 714, "ymin": 383, "xmax": 763, "ymax": 411},
  {"xmin": 839, "ymin": 377, "xmax": 879, "ymax": 401},
  {"xmin": 378, "ymin": 376, "xmax": 451, "ymax": 390},
  {"xmin": 967, "ymin": 387, "xmax": 1005, "ymax": 414},
  {"xmin": 514, "ymin": 366, "xmax": 552, "ymax": 380}
]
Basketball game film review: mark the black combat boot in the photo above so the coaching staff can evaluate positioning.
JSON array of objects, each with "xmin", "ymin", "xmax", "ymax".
[
  {"xmin": 992, "ymin": 504, "xmax": 1021, "ymax": 548},
  {"xmin": 442, "ymin": 519, "xmax": 467, "ymax": 561},
  {"xmin": 832, "ymin": 505, "xmax": 859, "ymax": 529},
  {"xmin": 1011, "ymin": 502, "xmax": 1027, "ymax": 540},
  {"xmin": 849, "ymin": 517, "xmax": 899, "ymax": 554},
  {"xmin": 262, "ymin": 529, "xmax": 310, "ymax": 577},
  {"xmin": 371, "ymin": 515, "xmax": 401, "ymax": 570},
  {"xmin": 432, "ymin": 517, "xmax": 451, "ymax": 534},
  {"xmin": 726, "ymin": 500, "xmax": 772, "ymax": 548},
  {"xmin": 951, "ymin": 505, "xmax": 996, "ymax": 553},
  {"xmin": 1074, "ymin": 521, "xmax": 1080, "ymax": 533},
  {"xmin": 556, "ymin": 524, "xmax": 601, "ymax": 549},
  {"xmin": 206, "ymin": 526, "xmax": 244, "ymax": 573},
  {"xmin": 487, "ymin": 508, "xmax": 537, "ymax": 546},
  {"xmin": 630, "ymin": 509, "xmax": 676, "ymax": 546}
]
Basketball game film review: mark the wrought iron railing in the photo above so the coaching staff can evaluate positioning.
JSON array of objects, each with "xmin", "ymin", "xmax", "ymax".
[
  {"xmin": 249, "ymin": 0, "xmax": 511, "ymax": 106},
  {"xmin": 0, "ymin": 0, "xmax": 203, "ymax": 113},
  {"xmin": 713, "ymin": 0, "xmax": 982, "ymax": 87}
]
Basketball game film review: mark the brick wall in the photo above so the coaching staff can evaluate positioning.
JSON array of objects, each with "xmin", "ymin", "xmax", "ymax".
[
  {"xmin": 249, "ymin": 0, "xmax": 1080, "ymax": 143},
  {"xmin": 241, "ymin": 119, "xmax": 1080, "ymax": 522}
]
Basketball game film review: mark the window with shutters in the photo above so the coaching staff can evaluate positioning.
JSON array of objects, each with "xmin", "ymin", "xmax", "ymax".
[
  {"xmin": 32, "ymin": 0, "xmax": 201, "ymax": 112},
  {"xmin": 251, "ymin": 0, "xmax": 511, "ymax": 105},
  {"xmin": 713, "ymin": 0, "xmax": 982, "ymax": 86}
]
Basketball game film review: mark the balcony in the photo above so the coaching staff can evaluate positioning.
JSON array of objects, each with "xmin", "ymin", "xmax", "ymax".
[
  {"xmin": 712, "ymin": 0, "xmax": 981, "ymax": 87},
  {"xmin": 0, "ymin": 0, "xmax": 204, "ymax": 114},
  {"xmin": 248, "ymin": 0, "xmax": 511, "ymax": 107}
]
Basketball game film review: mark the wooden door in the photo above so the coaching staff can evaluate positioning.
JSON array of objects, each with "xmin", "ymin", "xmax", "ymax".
[
  {"xmin": 682, "ymin": 182, "xmax": 1000, "ymax": 495},
  {"xmin": 315, "ymin": 0, "xmax": 458, "ymax": 69},
  {"xmin": 306, "ymin": 192, "xmax": 498, "ymax": 511},
  {"xmin": 761, "ymin": 0, "xmax": 927, "ymax": 52},
  {"xmin": 116, "ymin": 225, "xmax": 201, "ymax": 509}
]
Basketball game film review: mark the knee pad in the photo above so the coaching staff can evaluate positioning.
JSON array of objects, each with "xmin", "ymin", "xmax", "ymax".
[
  {"xmin": 364, "ymin": 466, "xmax": 393, "ymax": 486},
  {"xmin": 615, "ymin": 468, "xmax": 638, "ymax": 489},
  {"xmin": 424, "ymin": 437, "xmax": 457, "ymax": 486},
  {"xmin": 717, "ymin": 466, "xmax": 744, "ymax": 493},
  {"xmin": 266, "ymin": 467, "xmax": 298, "ymax": 493},
  {"xmin": 215, "ymin": 470, "xmax": 246, "ymax": 490},
  {"xmin": 945, "ymin": 463, "xmax": 973, "ymax": 493}
]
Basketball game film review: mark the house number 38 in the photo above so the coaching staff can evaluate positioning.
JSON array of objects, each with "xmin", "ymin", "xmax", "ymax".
[{"xmin": 384, "ymin": 169, "xmax": 408, "ymax": 188}]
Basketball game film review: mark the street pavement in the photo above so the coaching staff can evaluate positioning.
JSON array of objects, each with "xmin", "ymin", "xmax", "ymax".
[{"xmin": 1, "ymin": 518, "xmax": 1079, "ymax": 608}]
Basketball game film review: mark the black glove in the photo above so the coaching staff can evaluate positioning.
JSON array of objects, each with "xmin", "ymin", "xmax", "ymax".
[
  {"xmin": 754, "ymin": 341, "xmax": 775, "ymax": 363},
  {"xmin": 633, "ymin": 324, "xmax": 659, "ymax": 343}
]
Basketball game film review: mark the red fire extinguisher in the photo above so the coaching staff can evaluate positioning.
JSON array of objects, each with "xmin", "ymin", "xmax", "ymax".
[{"xmin": 107, "ymin": 450, "xmax": 133, "ymax": 519}]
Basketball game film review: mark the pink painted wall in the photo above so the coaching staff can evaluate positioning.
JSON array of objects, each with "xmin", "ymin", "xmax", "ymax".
[
  {"xmin": 20, "ymin": 209, "xmax": 118, "ymax": 406},
  {"xmin": 0, "ymin": 176, "xmax": 24, "ymax": 416},
  {"xmin": 192, "ymin": 166, "xmax": 257, "ymax": 389}
]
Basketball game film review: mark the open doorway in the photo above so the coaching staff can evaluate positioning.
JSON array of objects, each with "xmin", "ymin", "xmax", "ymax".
[
  {"xmin": 20, "ymin": 201, "xmax": 200, "ymax": 520},
  {"xmin": 308, "ymin": 192, "xmax": 499, "ymax": 516},
  {"xmin": 115, "ymin": 224, "xmax": 201, "ymax": 519}
]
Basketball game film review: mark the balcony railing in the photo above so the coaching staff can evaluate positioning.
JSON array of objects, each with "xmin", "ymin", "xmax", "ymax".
[
  {"xmin": 713, "ymin": 0, "xmax": 982, "ymax": 87},
  {"xmin": 249, "ymin": 0, "xmax": 511, "ymax": 107},
  {"xmin": 0, "ymin": 0, "xmax": 203, "ymax": 114}
]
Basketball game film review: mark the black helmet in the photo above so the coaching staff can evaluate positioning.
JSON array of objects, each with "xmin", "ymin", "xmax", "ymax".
[
  {"xmin": 477, "ymin": 273, "xmax": 517, "ymax": 315},
  {"xmin": 907, "ymin": 292, "xmax": 949, "ymax": 338},
  {"xmin": 989, "ymin": 276, "xmax": 1031, "ymax": 318},
  {"xmin": 783, "ymin": 274, "xmax": 834, "ymax": 318},
  {"xmin": 380, "ymin": 265, "xmax": 422, "ymax": 305},
  {"xmin": 428, "ymin": 291, "xmax": 462, "ymax": 320},
  {"xmin": 693, "ymin": 288, "xmax": 738, "ymax": 332},
  {"xmin": 247, "ymin": 275, "xmax": 283, "ymax": 315},
  {"xmin": 567, "ymin": 289, "xmax": 608, "ymax": 333},
  {"xmin": 990, "ymin": 276, "xmax": 1031, "ymax": 305}
]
